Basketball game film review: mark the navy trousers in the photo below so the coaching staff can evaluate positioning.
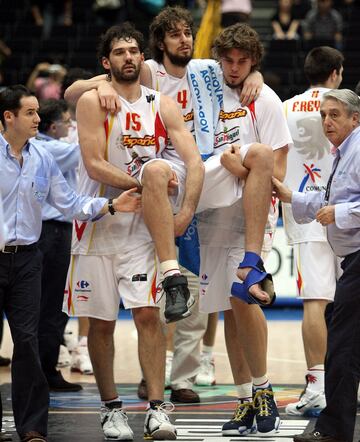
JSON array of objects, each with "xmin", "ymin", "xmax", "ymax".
[
  {"xmin": 0, "ymin": 246, "xmax": 49, "ymax": 438},
  {"xmin": 316, "ymin": 249, "xmax": 360, "ymax": 442},
  {"xmin": 38, "ymin": 220, "xmax": 72, "ymax": 382}
]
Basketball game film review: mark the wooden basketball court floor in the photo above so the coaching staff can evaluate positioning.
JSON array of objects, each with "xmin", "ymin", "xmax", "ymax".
[{"xmin": 1, "ymin": 313, "xmax": 359, "ymax": 441}]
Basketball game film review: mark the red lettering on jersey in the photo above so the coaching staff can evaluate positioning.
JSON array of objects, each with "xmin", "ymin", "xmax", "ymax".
[
  {"xmin": 300, "ymin": 101, "xmax": 307, "ymax": 111},
  {"xmin": 311, "ymin": 90, "xmax": 319, "ymax": 98},
  {"xmin": 177, "ymin": 90, "xmax": 188, "ymax": 109},
  {"xmin": 292, "ymin": 101, "xmax": 299, "ymax": 112},
  {"xmin": 74, "ymin": 220, "xmax": 87, "ymax": 241},
  {"xmin": 154, "ymin": 112, "xmax": 168, "ymax": 153},
  {"xmin": 125, "ymin": 112, "xmax": 141, "ymax": 131}
]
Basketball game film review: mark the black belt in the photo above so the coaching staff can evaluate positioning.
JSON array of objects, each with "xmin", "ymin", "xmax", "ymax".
[{"xmin": 1, "ymin": 243, "xmax": 38, "ymax": 254}]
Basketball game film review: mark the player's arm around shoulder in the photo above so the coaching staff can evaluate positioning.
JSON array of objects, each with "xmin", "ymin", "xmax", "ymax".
[
  {"xmin": 160, "ymin": 94, "xmax": 204, "ymax": 229},
  {"xmin": 76, "ymin": 89, "xmax": 108, "ymax": 174}
]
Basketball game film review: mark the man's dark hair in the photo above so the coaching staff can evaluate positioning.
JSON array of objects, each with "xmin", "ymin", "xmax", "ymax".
[
  {"xmin": 38, "ymin": 99, "xmax": 68, "ymax": 133},
  {"xmin": 149, "ymin": 6, "xmax": 194, "ymax": 63},
  {"xmin": 61, "ymin": 68, "xmax": 93, "ymax": 99},
  {"xmin": 0, "ymin": 85, "xmax": 33, "ymax": 128},
  {"xmin": 304, "ymin": 46, "xmax": 344, "ymax": 85},
  {"xmin": 213, "ymin": 23, "xmax": 264, "ymax": 71},
  {"xmin": 97, "ymin": 22, "xmax": 145, "ymax": 61}
]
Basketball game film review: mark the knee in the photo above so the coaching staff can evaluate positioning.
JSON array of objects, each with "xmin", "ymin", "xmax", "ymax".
[
  {"xmin": 245, "ymin": 143, "xmax": 274, "ymax": 171},
  {"xmin": 142, "ymin": 161, "xmax": 172, "ymax": 189},
  {"xmin": 89, "ymin": 318, "xmax": 115, "ymax": 337},
  {"xmin": 133, "ymin": 307, "xmax": 161, "ymax": 332}
]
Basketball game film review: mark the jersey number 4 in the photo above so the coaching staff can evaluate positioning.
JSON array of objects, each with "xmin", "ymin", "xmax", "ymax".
[
  {"xmin": 125, "ymin": 112, "xmax": 141, "ymax": 131},
  {"xmin": 177, "ymin": 90, "xmax": 188, "ymax": 109}
]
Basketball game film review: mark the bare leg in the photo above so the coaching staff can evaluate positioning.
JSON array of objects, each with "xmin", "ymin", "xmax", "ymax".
[
  {"xmin": 88, "ymin": 318, "xmax": 117, "ymax": 400},
  {"xmin": 78, "ymin": 317, "xmax": 89, "ymax": 337},
  {"xmin": 141, "ymin": 161, "xmax": 177, "ymax": 263},
  {"xmin": 237, "ymin": 143, "xmax": 273, "ymax": 303},
  {"xmin": 224, "ymin": 309, "xmax": 252, "ymax": 385},
  {"xmin": 166, "ymin": 323, "xmax": 176, "ymax": 352},
  {"xmin": 133, "ymin": 307, "xmax": 166, "ymax": 401},
  {"xmin": 302, "ymin": 299, "xmax": 329, "ymax": 368},
  {"xmin": 203, "ymin": 312, "xmax": 218, "ymax": 347}
]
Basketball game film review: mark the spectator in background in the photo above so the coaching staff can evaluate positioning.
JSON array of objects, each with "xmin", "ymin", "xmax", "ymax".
[
  {"xmin": 26, "ymin": 62, "xmax": 67, "ymax": 101},
  {"xmin": 30, "ymin": 0, "xmax": 73, "ymax": 39},
  {"xmin": 92, "ymin": 0, "xmax": 128, "ymax": 25},
  {"xmin": 271, "ymin": 0, "xmax": 301, "ymax": 40},
  {"xmin": 355, "ymin": 79, "xmax": 360, "ymax": 95},
  {"xmin": 221, "ymin": 0, "xmax": 252, "ymax": 26},
  {"xmin": 302, "ymin": 0, "xmax": 343, "ymax": 49},
  {"xmin": 32, "ymin": 99, "xmax": 84, "ymax": 392}
]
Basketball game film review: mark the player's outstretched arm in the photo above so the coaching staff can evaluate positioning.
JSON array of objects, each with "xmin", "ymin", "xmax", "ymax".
[
  {"xmin": 76, "ymin": 90, "xmax": 140, "ymax": 190},
  {"xmin": 160, "ymin": 95, "xmax": 205, "ymax": 235}
]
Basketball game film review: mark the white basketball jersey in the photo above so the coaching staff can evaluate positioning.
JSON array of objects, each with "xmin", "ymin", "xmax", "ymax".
[
  {"xmin": 198, "ymin": 84, "xmax": 293, "ymax": 247},
  {"xmin": 71, "ymin": 86, "xmax": 167, "ymax": 255},
  {"xmin": 283, "ymin": 87, "xmax": 332, "ymax": 244},
  {"xmin": 146, "ymin": 59, "xmax": 194, "ymax": 163}
]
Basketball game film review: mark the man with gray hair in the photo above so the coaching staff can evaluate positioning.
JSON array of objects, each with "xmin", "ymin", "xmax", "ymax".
[{"xmin": 273, "ymin": 88, "xmax": 360, "ymax": 442}]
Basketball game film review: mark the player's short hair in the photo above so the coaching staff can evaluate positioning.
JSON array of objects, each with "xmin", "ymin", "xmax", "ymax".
[
  {"xmin": 97, "ymin": 22, "xmax": 145, "ymax": 61},
  {"xmin": 213, "ymin": 23, "xmax": 264, "ymax": 71},
  {"xmin": 38, "ymin": 99, "xmax": 69, "ymax": 133},
  {"xmin": 149, "ymin": 6, "xmax": 194, "ymax": 63},
  {"xmin": 0, "ymin": 84, "xmax": 33, "ymax": 129},
  {"xmin": 304, "ymin": 46, "xmax": 344, "ymax": 84},
  {"xmin": 323, "ymin": 89, "xmax": 360, "ymax": 116}
]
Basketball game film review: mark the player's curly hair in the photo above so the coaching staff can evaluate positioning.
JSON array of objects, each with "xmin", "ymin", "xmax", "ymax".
[
  {"xmin": 213, "ymin": 23, "xmax": 264, "ymax": 71},
  {"xmin": 97, "ymin": 22, "xmax": 145, "ymax": 61},
  {"xmin": 149, "ymin": 6, "xmax": 194, "ymax": 63}
]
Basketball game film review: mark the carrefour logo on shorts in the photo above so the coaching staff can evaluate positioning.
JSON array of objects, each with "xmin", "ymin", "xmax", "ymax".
[
  {"xmin": 298, "ymin": 163, "xmax": 326, "ymax": 192},
  {"xmin": 75, "ymin": 280, "xmax": 91, "ymax": 292}
]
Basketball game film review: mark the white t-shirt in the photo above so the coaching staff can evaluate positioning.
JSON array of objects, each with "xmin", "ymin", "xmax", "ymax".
[
  {"xmin": 283, "ymin": 87, "xmax": 332, "ymax": 244},
  {"xmin": 71, "ymin": 86, "xmax": 167, "ymax": 256},
  {"xmin": 198, "ymin": 83, "xmax": 293, "ymax": 248}
]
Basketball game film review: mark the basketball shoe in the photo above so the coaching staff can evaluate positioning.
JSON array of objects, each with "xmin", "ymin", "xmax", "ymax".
[
  {"xmin": 286, "ymin": 388, "xmax": 326, "ymax": 417},
  {"xmin": 144, "ymin": 400, "xmax": 177, "ymax": 440},
  {"xmin": 195, "ymin": 353, "xmax": 216, "ymax": 386},
  {"xmin": 101, "ymin": 401, "xmax": 134, "ymax": 440},
  {"xmin": 222, "ymin": 400, "xmax": 256, "ymax": 435},
  {"xmin": 253, "ymin": 385, "xmax": 280, "ymax": 435},
  {"xmin": 163, "ymin": 274, "xmax": 194, "ymax": 323}
]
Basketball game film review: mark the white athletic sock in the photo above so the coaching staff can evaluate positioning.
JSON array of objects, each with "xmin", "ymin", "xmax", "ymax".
[
  {"xmin": 101, "ymin": 396, "xmax": 121, "ymax": 408},
  {"xmin": 160, "ymin": 260, "xmax": 180, "ymax": 278},
  {"xmin": 201, "ymin": 345, "xmax": 213, "ymax": 357},
  {"xmin": 236, "ymin": 382, "xmax": 253, "ymax": 402},
  {"xmin": 78, "ymin": 335, "xmax": 88, "ymax": 347},
  {"xmin": 166, "ymin": 350, "xmax": 174, "ymax": 360},
  {"xmin": 253, "ymin": 376, "xmax": 269, "ymax": 390},
  {"xmin": 307, "ymin": 365, "xmax": 325, "ymax": 393}
]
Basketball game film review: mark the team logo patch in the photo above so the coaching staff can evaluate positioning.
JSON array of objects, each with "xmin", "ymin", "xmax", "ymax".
[
  {"xmin": 132, "ymin": 274, "xmax": 148, "ymax": 282},
  {"xmin": 299, "ymin": 163, "xmax": 325, "ymax": 192}
]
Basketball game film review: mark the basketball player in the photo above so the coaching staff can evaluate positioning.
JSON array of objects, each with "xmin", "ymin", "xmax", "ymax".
[
  {"xmin": 197, "ymin": 23, "xmax": 292, "ymax": 436},
  {"xmin": 282, "ymin": 46, "xmax": 344, "ymax": 416},
  {"xmin": 63, "ymin": 23, "xmax": 204, "ymax": 440}
]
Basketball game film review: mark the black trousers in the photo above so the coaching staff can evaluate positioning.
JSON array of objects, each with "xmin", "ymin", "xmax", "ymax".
[
  {"xmin": 0, "ymin": 247, "xmax": 49, "ymax": 437},
  {"xmin": 316, "ymin": 249, "xmax": 360, "ymax": 442},
  {"xmin": 38, "ymin": 220, "xmax": 72, "ymax": 381}
]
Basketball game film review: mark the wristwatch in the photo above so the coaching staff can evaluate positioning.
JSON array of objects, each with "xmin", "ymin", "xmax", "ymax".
[{"xmin": 108, "ymin": 198, "xmax": 116, "ymax": 215}]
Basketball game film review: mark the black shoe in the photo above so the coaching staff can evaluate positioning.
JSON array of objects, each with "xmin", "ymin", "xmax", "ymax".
[
  {"xmin": 48, "ymin": 372, "xmax": 82, "ymax": 392},
  {"xmin": 294, "ymin": 431, "xmax": 346, "ymax": 442},
  {"xmin": 163, "ymin": 274, "xmax": 194, "ymax": 323},
  {"xmin": 0, "ymin": 356, "xmax": 11, "ymax": 367},
  {"xmin": 170, "ymin": 388, "xmax": 200, "ymax": 403}
]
